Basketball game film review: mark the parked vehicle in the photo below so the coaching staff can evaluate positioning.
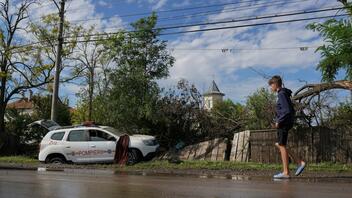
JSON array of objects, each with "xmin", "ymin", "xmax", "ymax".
[{"xmin": 34, "ymin": 120, "xmax": 159, "ymax": 164}]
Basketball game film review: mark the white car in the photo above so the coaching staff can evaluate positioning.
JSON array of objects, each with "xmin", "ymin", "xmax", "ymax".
[{"xmin": 34, "ymin": 120, "xmax": 159, "ymax": 164}]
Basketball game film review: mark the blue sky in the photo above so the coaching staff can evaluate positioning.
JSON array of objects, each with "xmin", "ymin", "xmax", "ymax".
[{"xmin": 27, "ymin": 0, "xmax": 352, "ymax": 106}]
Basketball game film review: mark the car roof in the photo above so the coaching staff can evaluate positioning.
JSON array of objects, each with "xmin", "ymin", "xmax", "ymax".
[
  {"xmin": 48, "ymin": 126, "xmax": 125, "ymax": 137},
  {"xmin": 51, "ymin": 126, "xmax": 106, "ymax": 132}
]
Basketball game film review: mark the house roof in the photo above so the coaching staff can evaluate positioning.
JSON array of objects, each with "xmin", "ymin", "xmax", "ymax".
[
  {"xmin": 7, "ymin": 98, "xmax": 34, "ymax": 110},
  {"xmin": 203, "ymin": 80, "xmax": 225, "ymax": 96}
]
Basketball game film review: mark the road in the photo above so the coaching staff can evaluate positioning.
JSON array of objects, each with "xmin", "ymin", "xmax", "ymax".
[{"xmin": 0, "ymin": 169, "xmax": 351, "ymax": 198}]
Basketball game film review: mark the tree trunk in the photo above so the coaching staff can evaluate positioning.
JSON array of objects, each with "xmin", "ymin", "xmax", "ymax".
[
  {"xmin": 0, "ymin": 72, "xmax": 7, "ymax": 150},
  {"xmin": 293, "ymin": 80, "xmax": 352, "ymax": 102},
  {"xmin": 0, "ymin": 105, "xmax": 5, "ymax": 133},
  {"xmin": 88, "ymin": 68, "xmax": 94, "ymax": 121},
  {"xmin": 0, "ymin": 61, "xmax": 7, "ymax": 135}
]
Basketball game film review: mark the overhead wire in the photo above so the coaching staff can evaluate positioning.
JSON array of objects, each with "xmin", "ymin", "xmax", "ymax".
[
  {"xmin": 60, "ymin": 7, "xmax": 348, "ymax": 39},
  {"xmin": 67, "ymin": 0, "xmax": 309, "ymax": 23},
  {"xmin": 8, "ymin": 13, "xmax": 347, "ymax": 51}
]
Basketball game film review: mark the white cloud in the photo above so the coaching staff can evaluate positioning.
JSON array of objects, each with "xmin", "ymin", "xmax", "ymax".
[
  {"xmin": 27, "ymin": 0, "xmax": 124, "ymax": 32},
  {"xmin": 126, "ymin": 0, "xmax": 168, "ymax": 10},
  {"xmin": 151, "ymin": 0, "xmax": 168, "ymax": 10},
  {"xmin": 97, "ymin": 0, "xmax": 112, "ymax": 8},
  {"xmin": 158, "ymin": 0, "xmax": 343, "ymax": 102},
  {"xmin": 62, "ymin": 83, "xmax": 85, "ymax": 94}
]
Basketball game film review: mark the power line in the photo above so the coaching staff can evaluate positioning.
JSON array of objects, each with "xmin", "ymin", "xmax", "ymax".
[
  {"xmin": 99, "ymin": 4, "xmax": 343, "ymax": 32},
  {"xmin": 248, "ymin": 67, "xmax": 271, "ymax": 79},
  {"xmin": 62, "ymin": 6, "xmax": 346, "ymax": 39},
  {"xmin": 133, "ymin": 0, "xmax": 256, "ymax": 14},
  {"xmin": 8, "ymin": 44, "xmax": 320, "ymax": 54},
  {"xmin": 159, "ymin": 14, "xmax": 348, "ymax": 35},
  {"xmin": 158, "ymin": 0, "xmax": 310, "ymax": 21},
  {"xmin": 8, "ymin": 13, "xmax": 348, "ymax": 50},
  {"xmin": 60, "ymin": 13, "xmax": 347, "ymax": 42},
  {"xmin": 157, "ymin": 7, "xmax": 345, "ymax": 30},
  {"xmin": 168, "ymin": 46, "xmax": 319, "ymax": 51},
  {"xmin": 26, "ymin": 4, "xmax": 335, "ymax": 43},
  {"xmin": 67, "ymin": 0, "xmax": 271, "ymax": 23},
  {"xmin": 68, "ymin": 0, "xmax": 304, "ymax": 24}
]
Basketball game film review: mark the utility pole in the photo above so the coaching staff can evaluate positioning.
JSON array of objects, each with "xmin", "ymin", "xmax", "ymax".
[{"xmin": 51, "ymin": 0, "xmax": 65, "ymax": 122}]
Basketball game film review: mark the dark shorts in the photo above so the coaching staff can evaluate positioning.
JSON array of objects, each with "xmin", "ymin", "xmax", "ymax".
[{"xmin": 277, "ymin": 123, "xmax": 293, "ymax": 146}]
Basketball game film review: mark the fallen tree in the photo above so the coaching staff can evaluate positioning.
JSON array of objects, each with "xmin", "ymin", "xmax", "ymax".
[
  {"xmin": 293, "ymin": 80, "xmax": 352, "ymax": 103},
  {"xmin": 292, "ymin": 80, "xmax": 352, "ymax": 127}
]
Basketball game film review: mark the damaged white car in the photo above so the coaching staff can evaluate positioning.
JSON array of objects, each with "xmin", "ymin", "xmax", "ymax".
[{"xmin": 32, "ymin": 120, "xmax": 159, "ymax": 164}]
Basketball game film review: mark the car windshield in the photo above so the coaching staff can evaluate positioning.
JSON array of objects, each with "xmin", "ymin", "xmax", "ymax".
[{"xmin": 101, "ymin": 126, "xmax": 126, "ymax": 136}]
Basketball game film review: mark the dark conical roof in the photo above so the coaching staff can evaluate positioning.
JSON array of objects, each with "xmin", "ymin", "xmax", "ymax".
[{"xmin": 203, "ymin": 80, "xmax": 225, "ymax": 96}]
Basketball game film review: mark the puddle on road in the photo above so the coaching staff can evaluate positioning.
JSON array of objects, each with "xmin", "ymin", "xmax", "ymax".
[
  {"xmin": 3, "ymin": 169, "xmax": 352, "ymax": 198},
  {"xmin": 37, "ymin": 167, "xmax": 115, "ymax": 176},
  {"xmin": 113, "ymin": 170, "xmax": 352, "ymax": 183},
  {"xmin": 35, "ymin": 167, "xmax": 352, "ymax": 184}
]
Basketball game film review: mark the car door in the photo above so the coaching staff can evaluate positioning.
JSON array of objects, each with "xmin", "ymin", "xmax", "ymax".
[
  {"xmin": 64, "ymin": 129, "xmax": 90, "ymax": 163},
  {"xmin": 88, "ymin": 129, "xmax": 116, "ymax": 162}
]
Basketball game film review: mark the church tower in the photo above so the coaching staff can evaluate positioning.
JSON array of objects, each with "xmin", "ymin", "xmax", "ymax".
[{"xmin": 203, "ymin": 80, "xmax": 225, "ymax": 110}]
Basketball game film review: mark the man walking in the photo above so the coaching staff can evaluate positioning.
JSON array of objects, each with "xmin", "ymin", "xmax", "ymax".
[{"xmin": 268, "ymin": 75, "xmax": 306, "ymax": 179}]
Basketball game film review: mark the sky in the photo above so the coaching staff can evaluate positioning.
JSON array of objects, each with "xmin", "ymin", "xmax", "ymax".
[{"xmin": 23, "ymin": 0, "xmax": 352, "ymax": 106}]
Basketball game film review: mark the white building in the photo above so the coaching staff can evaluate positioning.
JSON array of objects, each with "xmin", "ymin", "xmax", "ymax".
[{"xmin": 203, "ymin": 80, "xmax": 225, "ymax": 110}]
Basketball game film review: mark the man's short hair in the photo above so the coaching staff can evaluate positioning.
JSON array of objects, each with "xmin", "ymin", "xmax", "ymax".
[{"xmin": 268, "ymin": 75, "xmax": 282, "ymax": 86}]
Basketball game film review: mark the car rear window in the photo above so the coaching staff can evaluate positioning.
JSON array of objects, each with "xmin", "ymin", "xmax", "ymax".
[
  {"xmin": 51, "ymin": 132, "xmax": 65, "ymax": 141},
  {"xmin": 68, "ymin": 130, "xmax": 87, "ymax": 141}
]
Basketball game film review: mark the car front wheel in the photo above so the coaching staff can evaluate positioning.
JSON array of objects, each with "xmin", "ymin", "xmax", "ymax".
[
  {"xmin": 48, "ymin": 157, "xmax": 66, "ymax": 164},
  {"xmin": 127, "ymin": 149, "xmax": 142, "ymax": 165}
]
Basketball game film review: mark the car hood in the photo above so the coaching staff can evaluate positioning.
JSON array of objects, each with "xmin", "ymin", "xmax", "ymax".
[{"xmin": 129, "ymin": 134, "xmax": 156, "ymax": 140}]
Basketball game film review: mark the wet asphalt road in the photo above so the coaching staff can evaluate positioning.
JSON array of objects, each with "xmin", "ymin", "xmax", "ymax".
[{"xmin": 0, "ymin": 169, "xmax": 351, "ymax": 198}]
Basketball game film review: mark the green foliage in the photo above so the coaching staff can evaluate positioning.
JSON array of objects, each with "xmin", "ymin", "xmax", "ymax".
[
  {"xmin": 211, "ymin": 99, "xmax": 247, "ymax": 137},
  {"xmin": 127, "ymin": 160, "xmax": 352, "ymax": 172},
  {"xmin": 69, "ymin": 26, "xmax": 112, "ymax": 121},
  {"xmin": 329, "ymin": 101, "xmax": 352, "ymax": 129},
  {"xmin": 71, "ymin": 100, "xmax": 88, "ymax": 125},
  {"xmin": 3, "ymin": 109, "xmax": 37, "ymax": 155},
  {"xmin": 31, "ymin": 95, "xmax": 72, "ymax": 126},
  {"xmin": 0, "ymin": 3, "xmax": 84, "ymax": 136},
  {"xmin": 72, "ymin": 94, "xmax": 116, "ymax": 125},
  {"xmin": 5, "ymin": 109, "xmax": 33, "ymax": 144},
  {"xmin": 0, "ymin": 156, "xmax": 38, "ymax": 164},
  {"xmin": 98, "ymin": 13, "xmax": 174, "ymax": 131},
  {"xmin": 152, "ymin": 79, "xmax": 209, "ymax": 147},
  {"xmin": 212, "ymin": 99, "xmax": 246, "ymax": 121},
  {"xmin": 4, "ymin": 95, "xmax": 71, "ymax": 148},
  {"xmin": 151, "ymin": 80, "xmax": 244, "ymax": 148},
  {"xmin": 2, "ymin": 94, "xmax": 72, "ymax": 155},
  {"xmin": 246, "ymin": 88, "xmax": 276, "ymax": 129},
  {"xmin": 30, "ymin": 14, "xmax": 82, "ymax": 59},
  {"xmin": 307, "ymin": 2, "xmax": 352, "ymax": 81}
]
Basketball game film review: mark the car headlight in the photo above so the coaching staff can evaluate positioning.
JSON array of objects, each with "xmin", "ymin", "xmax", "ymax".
[{"xmin": 142, "ymin": 139, "xmax": 158, "ymax": 146}]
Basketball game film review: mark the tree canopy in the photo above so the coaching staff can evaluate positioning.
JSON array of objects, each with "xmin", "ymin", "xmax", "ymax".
[{"xmin": 307, "ymin": 1, "xmax": 352, "ymax": 81}]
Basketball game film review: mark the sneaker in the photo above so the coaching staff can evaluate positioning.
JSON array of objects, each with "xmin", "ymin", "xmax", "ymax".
[
  {"xmin": 273, "ymin": 172, "xmax": 290, "ymax": 179},
  {"xmin": 295, "ymin": 162, "xmax": 306, "ymax": 176}
]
